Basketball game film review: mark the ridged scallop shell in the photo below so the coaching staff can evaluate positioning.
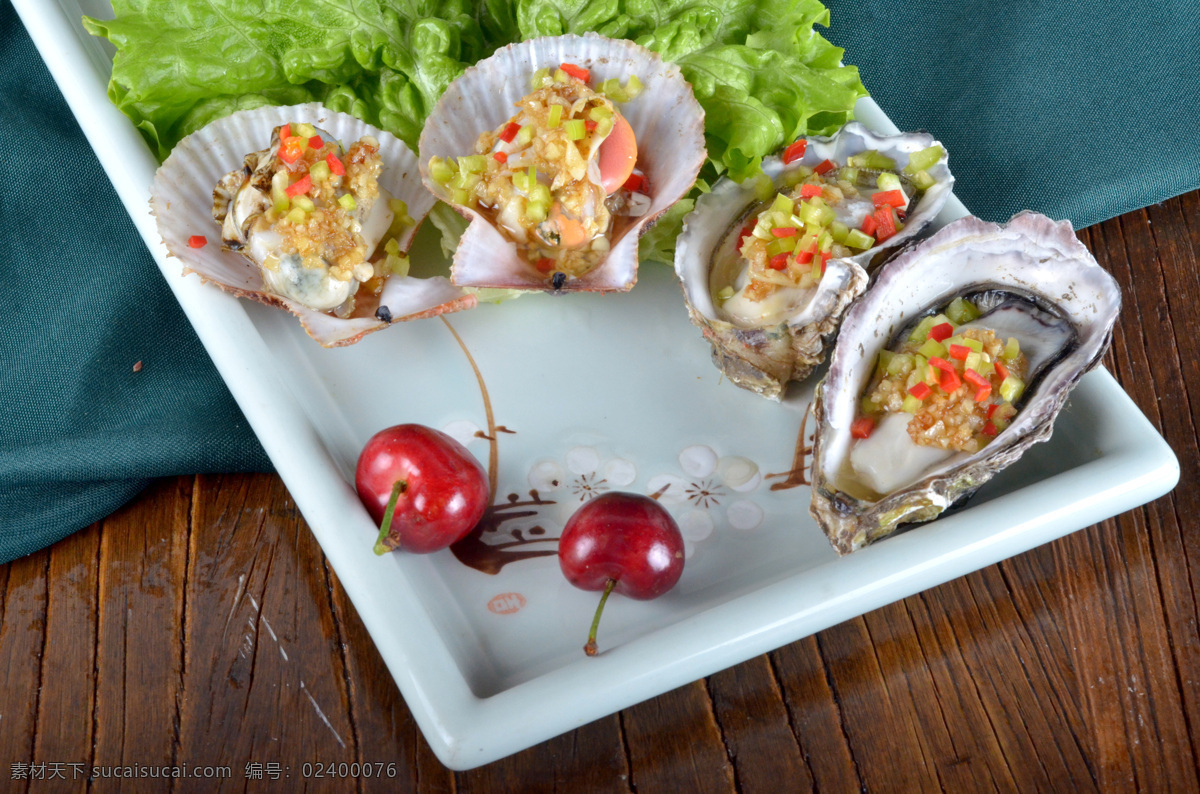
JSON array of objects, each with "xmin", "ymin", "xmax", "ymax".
[
  {"xmin": 810, "ymin": 212, "xmax": 1121, "ymax": 554},
  {"xmin": 152, "ymin": 103, "xmax": 475, "ymax": 347},
  {"xmin": 418, "ymin": 34, "xmax": 706, "ymax": 293}
]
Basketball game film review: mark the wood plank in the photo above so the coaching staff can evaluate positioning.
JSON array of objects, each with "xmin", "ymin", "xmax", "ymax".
[
  {"xmin": 92, "ymin": 477, "xmax": 191, "ymax": 773},
  {"xmin": 705, "ymin": 656, "xmax": 813, "ymax": 793},
  {"xmin": 175, "ymin": 473, "xmax": 356, "ymax": 792},
  {"xmin": 0, "ymin": 551, "xmax": 48, "ymax": 786},
  {"xmin": 769, "ymin": 635, "xmax": 862, "ymax": 793},
  {"xmin": 621, "ymin": 680, "xmax": 734, "ymax": 793},
  {"xmin": 323, "ymin": 560, "xmax": 456, "ymax": 794},
  {"xmin": 455, "ymin": 716, "xmax": 629, "ymax": 793},
  {"xmin": 30, "ymin": 523, "xmax": 100, "ymax": 779}
]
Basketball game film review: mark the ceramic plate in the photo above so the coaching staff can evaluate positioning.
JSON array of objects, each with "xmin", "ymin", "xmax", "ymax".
[{"xmin": 17, "ymin": 0, "xmax": 1180, "ymax": 769}]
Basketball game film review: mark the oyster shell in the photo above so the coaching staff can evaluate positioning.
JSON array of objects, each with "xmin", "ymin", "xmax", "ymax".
[
  {"xmin": 810, "ymin": 212, "xmax": 1121, "ymax": 554},
  {"xmin": 152, "ymin": 104, "xmax": 475, "ymax": 347},
  {"xmin": 674, "ymin": 123, "xmax": 955, "ymax": 400},
  {"xmin": 418, "ymin": 34, "xmax": 705, "ymax": 293}
]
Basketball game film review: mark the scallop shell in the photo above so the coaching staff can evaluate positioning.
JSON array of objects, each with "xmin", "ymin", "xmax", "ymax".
[
  {"xmin": 418, "ymin": 34, "xmax": 706, "ymax": 293},
  {"xmin": 152, "ymin": 103, "xmax": 475, "ymax": 347},
  {"xmin": 810, "ymin": 212, "xmax": 1121, "ymax": 554}
]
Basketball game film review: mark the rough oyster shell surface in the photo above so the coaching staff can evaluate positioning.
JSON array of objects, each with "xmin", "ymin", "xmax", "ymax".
[
  {"xmin": 152, "ymin": 103, "xmax": 475, "ymax": 347},
  {"xmin": 810, "ymin": 212, "xmax": 1121, "ymax": 554},
  {"xmin": 418, "ymin": 34, "xmax": 706, "ymax": 293},
  {"xmin": 673, "ymin": 123, "xmax": 955, "ymax": 400}
]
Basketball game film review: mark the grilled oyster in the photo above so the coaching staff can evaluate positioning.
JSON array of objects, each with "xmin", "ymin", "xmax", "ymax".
[
  {"xmin": 674, "ymin": 124, "xmax": 954, "ymax": 399},
  {"xmin": 810, "ymin": 212, "xmax": 1121, "ymax": 554}
]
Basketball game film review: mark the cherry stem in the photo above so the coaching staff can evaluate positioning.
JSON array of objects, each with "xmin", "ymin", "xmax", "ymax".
[
  {"xmin": 584, "ymin": 578, "xmax": 617, "ymax": 657},
  {"xmin": 372, "ymin": 480, "xmax": 407, "ymax": 555}
]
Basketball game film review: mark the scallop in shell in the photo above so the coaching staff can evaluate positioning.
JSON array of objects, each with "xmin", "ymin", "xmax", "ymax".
[
  {"xmin": 674, "ymin": 123, "xmax": 955, "ymax": 400},
  {"xmin": 810, "ymin": 212, "xmax": 1121, "ymax": 554},
  {"xmin": 418, "ymin": 34, "xmax": 705, "ymax": 293},
  {"xmin": 153, "ymin": 103, "xmax": 475, "ymax": 347}
]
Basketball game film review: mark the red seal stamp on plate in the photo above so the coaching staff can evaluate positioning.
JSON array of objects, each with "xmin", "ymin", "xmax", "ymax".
[{"xmin": 487, "ymin": 593, "xmax": 527, "ymax": 615}]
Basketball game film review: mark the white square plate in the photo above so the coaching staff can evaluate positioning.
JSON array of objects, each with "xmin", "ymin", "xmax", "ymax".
[{"xmin": 18, "ymin": 0, "xmax": 1180, "ymax": 769}]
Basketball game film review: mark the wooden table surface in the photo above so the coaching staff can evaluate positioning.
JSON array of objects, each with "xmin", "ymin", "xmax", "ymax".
[{"xmin": 2, "ymin": 192, "xmax": 1197, "ymax": 792}]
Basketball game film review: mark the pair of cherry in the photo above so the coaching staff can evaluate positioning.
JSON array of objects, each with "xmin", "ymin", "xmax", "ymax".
[{"xmin": 355, "ymin": 425, "xmax": 684, "ymax": 655}]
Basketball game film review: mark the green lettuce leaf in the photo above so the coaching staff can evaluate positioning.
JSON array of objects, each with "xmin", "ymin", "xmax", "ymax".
[{"xmin": 86, "ymin": 0, "xmax": 867, "ymax": 261}]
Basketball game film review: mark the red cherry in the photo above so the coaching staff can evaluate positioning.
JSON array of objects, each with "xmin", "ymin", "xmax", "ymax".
[
  {"xmin": 355, "ymin": 424, "xmax": 489, "ymax": 554},
  {"xmin": 558, "ymin": 492, "xmax": 685, "ymax": 655}
]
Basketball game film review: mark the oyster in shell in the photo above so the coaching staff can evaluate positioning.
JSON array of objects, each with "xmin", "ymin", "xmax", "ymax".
[
  {"xmin": 675, "ymin": 124, "xmax": 953, "ymax": 400},
  {"xmin": 152, "ymin": 104, "xmax": 475, "ymax": 347},
  {"xmin": 419, "ymin": 34, "xmax": 705, "ymax": 293},
  {"xmin": 810, "ymin": 212, "xmax": 1121, "ymax": 554}
]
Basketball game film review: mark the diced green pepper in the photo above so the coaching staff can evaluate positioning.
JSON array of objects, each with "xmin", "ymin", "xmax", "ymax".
[
  {"xmin": 517, "ymin": 125, "xmax": 534, "ymax": 145},
  {"xmin": 964, "ymin": 351, "xmax": 983, "ymax": 372},
  {"xmin": 909, "ymin": 317, "xmax": 937, "ymax": 343},
  {"xmin": 918, "ymin": 339, "xmax": 947, "ymax": 359},
  {"xmin": 830, "ymin": 221, "xmax": 850, "ymax": 244},
  {"xmin": 716, "ymin": 286, "xmax": 735, "ymax": 302},
  {"xmin": 887, "ymin": 352, "xmax": 915, "ymax": 376},
  {"xmin": 877, "ymin": 172, "xmax": 902, "ymax": 192},
  {"xmin": 911, "ymin": 170, "xmax": 936, "ymax": 190},
  {"xmin": 530, "ymin": 68, "xmax": 551, "ymax": 90},
  {"xmin": 902, "ymin": 394, "xmax": 924, "ymax": 413},
  {"xmin": 565, "ymin": 119, "xmax": 586, "ymax": 140},
  {"xmin": 755, "ymin": 175, "xmax": 774, "ymax": 202},
  {"xmin": 525, "ymin": 200, "xmax": 547, "ymax": 223},
  {"xmin": 1003, "ymin": 337, "xmax": 1021, "ymax": 360},
  {"xmin": 309, "ymin": 161, "xmax": 331, "ymax": 184},
  {"xmin": 904, "ymin": 145, "xmax": 945, "ymax": 175},
  {"xmin": 999, "ymin": 375, "xmax": 1025, "ymax": 403},
  {"xmin": 945, "ymin": 297, "xmax": 981, "ymax": 324},
  {"xmin": 460, "ymin": 154, "xmax": 487, "ymax": 174},
  {"xmin": 771, "ymin": 193, "xmax": 794, "ymax": 215},
  {"xmin": 547, "ymin": 105, "xmax": 563, "ymax": 128},
  {"xmin": 844, "ymin": 229, "xmax": 875, "ymax": 249},
  {"xmin": 338, "ymin": 193, "xmax": 357, "ymax": 211},
  {"xmin": 848, "ymin": 150, "xmax": 897, "ymax": 170},
  {"xmin": 625, "ymin": 74, "xmax": 644, "ymax": 99}
]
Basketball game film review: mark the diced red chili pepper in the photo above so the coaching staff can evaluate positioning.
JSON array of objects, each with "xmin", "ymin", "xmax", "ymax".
[
  {"xmin": 285, "ymin": 174, "xmax": 312, "ymax": 198},
  {"xmin": 820, "ymin": 251, "xmax": 831, "ymax": 272},
  {"xmin": 986, "ymin": 403, "xmax": 998, "ymax": 419},
  {"xmin": 278, "ymin": 143, "xmax": 302, "ymax": 165},
  {"xmin": 326, "ymin": 152, "xmax": 345, "ymax": 176},
  {"xmin": 623, "ymin": 173, "xmax": 645, "ymax": 193},
  {"xmin": 909, "ymin": 382, "xmax": 932, "ymax": 400},
  {"xmin": 536, "ymin": 257, "xmax": 555, "ymax": 273},
  {"xmin": 949, "ymin": 344, "xmax": 970, "ymax": 361},
  {"xmin": 874, "ymin": 206, "xmax": 897, "ymax": 242},
  {"xmin": 851, "ymin": 416, "xmax": 876, "ymax": 439},
  {"xmin": 493, "ymin": 151, "xmax": 508, "ymax": 163},
  {"xmin": 799, "ymin": 183, "xmax": 823, "ymax": 199},
  {"xmin": 982, "ymin": 421, "xmax": 999, "ymax": 436},
  {"xmin": 796, "ymin": 249, "xmax": 815, "ymax": 265},
  {"xmin": 974, "ymin": 384, "xmax": 992, "ymax": 403},
  {"xmin": 187, "ymin": 235, "xmax": 207, "ymax": 249},
  {"xmin": 769, "ymin": 253, "xmax": 790, "ymax": 270},
  {"xmin": 872, "ymin": 190, "xmax": 906, "ymax": 208},
  {"xmin": 783, "ymin": 139, "xmax": 808, "ymax": 164},
  {"xmin": 279, "ymin": 123, "xmax": 292, "ymax": 141},
  {"xmin": 499, "ymin": 122, "xmax": 520, "ymax": 143},
  {"xmin": 928, "ymin": 322, "xmax": 954, "ymax": 342},
  {"xmin": 308, "ymin": 135, "xmax": 323, "ymax": 149},
  {"xmin": 771, "ymin": 226, "xmax": 798, "ymax": 238},
  {"xmin": 994, "ymin": 360, "xmax": 1009, "ymax": 380},
  {"xmin": 813, "ymin": 159, "xmax": 836, "ymax": 175},
  {"xmin": 585, "ymin": 120, "xmax": 597, "ymax": 131},
  {"xmin": 964, "ymin": 370, "xmax": 989, "ymax": 389},
  {"xmin": 929, "ymin": 356, "xmax": 955, "ymax": 373},
  {"xmin": 560, "ymin": 62, "xmax": 590, "ymax": 82},
  {"xmin": 860, "ymin": 214, "xmax": 878, "ymax": 236},
  {"xmin": 939, "ymin": 368, "xmax": 962, "ymax": 393}
]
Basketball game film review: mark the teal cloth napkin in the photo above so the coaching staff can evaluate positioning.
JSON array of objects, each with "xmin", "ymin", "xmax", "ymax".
[
  {"xmin": 2, "ymin": 1, "xmax": 1197, "ymax": 563},
  {"xmin": 0, "ymin": 4, "xmax": 271, "ymax": 562}
]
